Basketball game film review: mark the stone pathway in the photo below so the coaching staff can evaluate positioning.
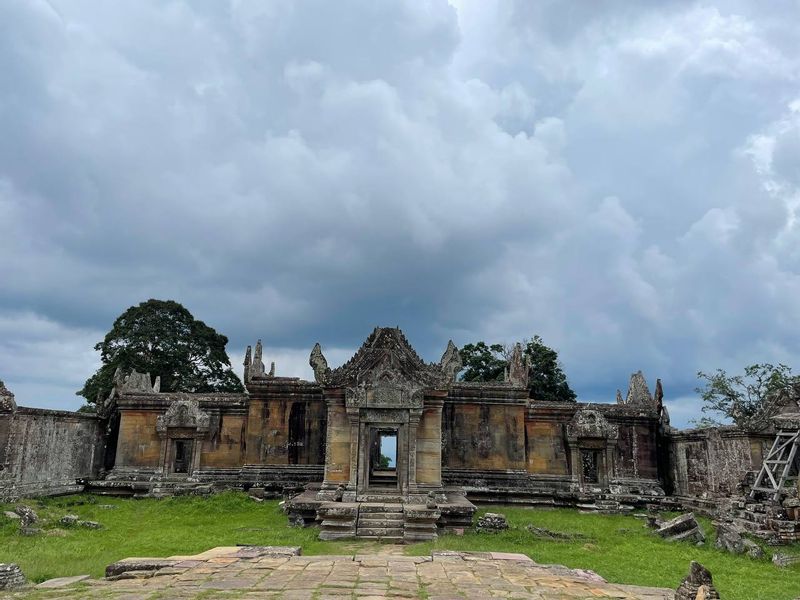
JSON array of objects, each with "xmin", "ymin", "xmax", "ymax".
[{"xmin": 5, "ymin": 546, "xmax": 674, "ymax": 599}]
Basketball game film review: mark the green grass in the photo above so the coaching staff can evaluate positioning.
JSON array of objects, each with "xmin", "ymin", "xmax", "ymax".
[
  {"xmin": 409, "ymin": 506, "xmax": 800, "ymax": 600},
  {"xmin": 1, "ymin": 495, "xmax": 799, "ymax": 600},
  {"xmin": 0, "ymin": 492, "xmax": 351, "ymax": 582}
]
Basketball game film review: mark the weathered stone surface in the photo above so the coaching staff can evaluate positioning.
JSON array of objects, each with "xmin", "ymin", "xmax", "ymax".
[
  {"xmin": 772, "ymin": 552, "xmax": 800, "ymax": 567},
  {"xmin": 476, "ymin": 512, "xmax": 508, "ymax": 532},
  {"xmin": 656, "ymin": 513, "xmax": 704, "ymax": 544},
  {"xmin": 674, "ymin": 562, "xmax": 719, "ymax": 600},
  {"xmin": 0, "ymin": 564, "xmax": 26, "ymax": 590},
  {"xmin": 14, "ymin": 505, "xmax": 37, "ymax": 527},
  {"xmin": 1, "ymin": 546, "xmax": 675, "ymax": 599},
  {"xmin": 0, "ymin": 380, "xmax": 16, "ymax": 413},
  {"xmin": 60, "ymin": 514, "xmax": 79, "ymax": 527},
  {"xmin": 714, "ymin": 521, "xmax": 764, "ymax": 558},
  {"xmin": 34, "ymin": 574, "xmax": 90, "ymax": 589},
  {"xmin": 3, "ymin": 511, "xmax": 20, "ymax": 521},
  {"xmin": 78, "ymin": 520, "xmax": 102, "ymax": 529}
]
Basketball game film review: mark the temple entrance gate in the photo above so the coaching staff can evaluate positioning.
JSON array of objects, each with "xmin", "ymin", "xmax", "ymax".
[{"xmin": 286, "ymin": 327, "xmax": 476, "ymax": 541}]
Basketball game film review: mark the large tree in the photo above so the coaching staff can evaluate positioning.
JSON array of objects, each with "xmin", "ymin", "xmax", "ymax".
[
  {"xmin": 695, "ymin": 363, "xmax": 796, "ymax": 429},
  {"xmin": 459, "ymin": 336, "xmax": 576, "ymax": 402},
  {"xmin": 78, "ymin": 299, "xmax": 244, "ymax": 406}
]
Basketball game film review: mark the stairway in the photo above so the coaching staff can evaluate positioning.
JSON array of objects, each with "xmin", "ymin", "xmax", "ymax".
[{"xmin": 356, "ymin": 503, "xmax": 404, "ymax": 541}]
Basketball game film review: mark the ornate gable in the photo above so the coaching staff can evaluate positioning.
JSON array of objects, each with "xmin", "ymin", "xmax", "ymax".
[{"xmin": 326, "ymin": 327, "xmax": 452, "ymax": 390}]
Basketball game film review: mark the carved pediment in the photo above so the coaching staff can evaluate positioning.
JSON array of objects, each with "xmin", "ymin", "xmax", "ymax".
[
  {"xmin": 156, "ymin": 398, "xmax": 210, "ymax": 434},
  {"xmin": 327, "ymin": 327, "xmax": 453, "ymax": 390},
  {"xmin": 567, "ymin": 409, "xmax": 618, "ymax": 440}
]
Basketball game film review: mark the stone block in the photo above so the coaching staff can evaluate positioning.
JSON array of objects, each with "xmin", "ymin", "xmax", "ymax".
[
  {"xmin": 35, "ymin": 575, "xmax": 90, "ymax": 589},
  {"xmin": 0, "ymin": 564, "xmax": 26, "ymax": 590}
]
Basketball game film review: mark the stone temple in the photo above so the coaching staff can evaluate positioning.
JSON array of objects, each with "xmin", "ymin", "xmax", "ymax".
[{"xmin": 2, "ymin": 326, "xmax": 799, "ymax": 544}]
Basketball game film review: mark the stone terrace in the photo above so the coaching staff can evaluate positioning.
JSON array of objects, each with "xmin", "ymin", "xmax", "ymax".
[{"xmin": 9, "ymin": 545, "xmax": 675, "ymax": 599}]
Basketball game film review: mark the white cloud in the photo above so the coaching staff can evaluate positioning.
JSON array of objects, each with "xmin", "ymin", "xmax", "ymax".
[{"xmin": 1, "ymin": 0, "xmax": 799, "ymax": 428}]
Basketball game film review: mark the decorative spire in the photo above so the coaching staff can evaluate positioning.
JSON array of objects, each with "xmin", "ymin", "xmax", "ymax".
[
  {"xmin": 243, "ymin": 345, "xmax": 252, "ymax": 382},
  {"xmin": 616, "ymin": 389, "xmax": 624, "ymax": 404},
  {"xmin": 309, "ymin": 342, "xmax": 330, "ymax": 383},
  {"xmin": 438, "ymin": 340, "xmax": 462, "ymax": 382},
  {"xmin": 507, "ymin": 343, "xmax": 529, "ymax": 387},
  {"xmin": 251, "ymin": 339, "xmax": 266, "ymax": 378},
  {"xmin": 654, "ymin": 378, "xmax": 664, "ymax": 411},
  {"xmin": 624, "ymin": 371, "xmax": 654, "ymax": 405}
]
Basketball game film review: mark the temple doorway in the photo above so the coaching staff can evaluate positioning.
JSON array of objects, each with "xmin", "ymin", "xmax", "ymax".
[
  {"xmin": 369, "ymin": 428, "xmax": 398, "ymax": 489},
  {"xmin": 173, "ymin": 439, "xmax": 192, "ymax": 474}
]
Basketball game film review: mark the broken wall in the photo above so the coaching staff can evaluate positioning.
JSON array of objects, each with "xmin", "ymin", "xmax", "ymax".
[
  {"xmin": 669, "ymin": 427, "xmax": 771, "ymax": 497},
  {"xmin": 0, "ymin": 407, "xmax": 103, "ymax": 500}
]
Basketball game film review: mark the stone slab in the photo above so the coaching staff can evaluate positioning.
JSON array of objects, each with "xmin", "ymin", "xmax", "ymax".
[{"xmin": 35, "ymin": 575, "xmax": 91, "ymax": 589}]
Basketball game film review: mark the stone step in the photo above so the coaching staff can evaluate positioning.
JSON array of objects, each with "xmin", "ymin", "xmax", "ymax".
[
  {"xmin": 358, "ymin": 512, "xmax": 405, "ymax": 522},
  {"xmin": 358, "ymin": 495, "xmax": 404, "ymax": 503},
  {"xmin": 356, "ymin": 526, "xmax": 404, "ymax": 537},
  {"xmin": 359, "ymin": 503, "xmax": 403, "ymax": 513},
  {"xmin": 355, "ymin": 535, "xmax": 404, "ymax": 543}
]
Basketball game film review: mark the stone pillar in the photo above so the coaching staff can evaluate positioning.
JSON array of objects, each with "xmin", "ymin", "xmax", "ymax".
[{"xmin": 406, "ymin": 410, "xmax": 420, "ymax": 493}]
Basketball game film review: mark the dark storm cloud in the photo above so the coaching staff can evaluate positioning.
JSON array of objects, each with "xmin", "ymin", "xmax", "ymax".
[{"xmin": 1, "ymin": 0, "xmax": 799, "ymax": 426}]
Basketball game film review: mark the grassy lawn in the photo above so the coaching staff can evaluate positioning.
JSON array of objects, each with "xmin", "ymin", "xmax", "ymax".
[
  {"xmin": 1, "ymin": 493, "xmax": 799, "ymax": 600},
  {"xmin": 411, "ymin": 506, "xmax": 800, "ymax": 600}
]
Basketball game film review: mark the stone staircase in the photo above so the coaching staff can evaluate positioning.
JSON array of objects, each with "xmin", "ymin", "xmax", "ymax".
[{"xmin": 356, "ymin": 503, "xmax": 404, "ymax": 541}]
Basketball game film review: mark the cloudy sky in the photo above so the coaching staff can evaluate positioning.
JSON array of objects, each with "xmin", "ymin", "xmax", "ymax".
[{"xmin": 1, "ymin": 0, "xmax": 799, "ymax": 427}]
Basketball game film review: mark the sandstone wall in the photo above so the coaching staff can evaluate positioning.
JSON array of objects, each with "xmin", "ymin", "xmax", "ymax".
[
  {"xmin": 0, "ymin": 407, "xmax": 103, "ymax": 500},
  {"xmin": 244, "ymin": 379, "xmax": 326, "ymax": 466},
  {"xmin": 669, "ymin": 427, "xmax": 771, "ymax": 497}
]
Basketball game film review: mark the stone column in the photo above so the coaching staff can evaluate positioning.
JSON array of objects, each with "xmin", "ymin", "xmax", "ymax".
[{"xmin": 406, "ymin": 410, "xmax": 421, "ymax": 494}]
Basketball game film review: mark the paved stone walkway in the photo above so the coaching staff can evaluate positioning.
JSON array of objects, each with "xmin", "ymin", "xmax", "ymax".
[{"xmin": 8, "ymin": 546, "xmax": 674, "ymax": 599}]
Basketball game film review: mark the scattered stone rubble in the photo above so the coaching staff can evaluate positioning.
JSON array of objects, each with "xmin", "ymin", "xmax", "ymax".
[
  {"xmin": 771, "ymin": 552, "xmax": 800, "ymax": 567},
  {"xmin": 674, "ymin": 561, "xmax": 720, "ymax": 600},
  {"xmin": 476, "ymin": 512, "xmax": 508, "ymax": 532},
  {"xmin": 653, "ymin": 512, "xmax": 705, "ymax": 544},
  {"xmin": 13, "ymin": 505, "xmax": 37, "ymax": 527},
  {"xmin": 0, "ymin": 564, "xmax": 26, "ymax": 590},
  {"xmin": 714, "ymin": 521, "xmax": 764, "ymax": 559}
]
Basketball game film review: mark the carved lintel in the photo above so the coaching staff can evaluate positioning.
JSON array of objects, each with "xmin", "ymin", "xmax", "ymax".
[
  {"xmin": 156, "ymin": 397, "xmax": 210, "ymax": 436},
  {"xmin": 566, "ymin": 409, "xmax": 618, "ymax": 441}
]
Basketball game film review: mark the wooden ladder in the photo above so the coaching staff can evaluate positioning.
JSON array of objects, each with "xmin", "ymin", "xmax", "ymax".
[{"xmin": 750, "ymin": 429, "xmax": 800, "ymax": 502}]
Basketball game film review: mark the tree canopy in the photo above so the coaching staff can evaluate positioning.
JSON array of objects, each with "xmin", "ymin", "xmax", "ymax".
[
  {"xmin": 695, "ymin": 363, "xmax": 796, "ymax": 430},
  {"xmin": 78, "ymin": 299, "xmax": 244, "ymax": 406},
  {"xmin": 459, "ymin": 336, "xmax": 576, "ymax": 402}
]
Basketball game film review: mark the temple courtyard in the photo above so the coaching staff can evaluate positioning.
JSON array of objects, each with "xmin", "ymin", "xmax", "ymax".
[{"xmin": 2, "ymin": 493, "xmax": 799, "ymax": 600}]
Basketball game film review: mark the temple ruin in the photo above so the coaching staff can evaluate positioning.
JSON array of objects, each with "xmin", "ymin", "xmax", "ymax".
[{"xmin": 1, "ymin": 326, "xmax": 799, "ymax": 543}]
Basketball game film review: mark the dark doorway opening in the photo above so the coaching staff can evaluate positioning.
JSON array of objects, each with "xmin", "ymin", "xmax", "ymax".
[
  {"xmin": 288, "ymin": 402, "xmax": 306, "ymax": 465},
  {"xmin": 369, "ymin": 429, "xmax": 398, "ymax": 488},
  {"xmin": 174, "ymin": 440, "xmax": 192, "ymax": 474},
  {"xmin": 581, "ymin": 449, "xmax": 599, "ymax": 484}
]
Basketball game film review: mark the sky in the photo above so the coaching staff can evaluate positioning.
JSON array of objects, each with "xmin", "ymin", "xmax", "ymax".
[{"xmin": 1, "ymin": 1, "xmax": 799, "ymax": 428}]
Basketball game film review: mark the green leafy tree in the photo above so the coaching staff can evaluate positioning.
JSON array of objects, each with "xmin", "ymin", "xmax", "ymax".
[
  {"xmin": 378, "ymin": 455, "xmax": 391, "ymax": 469},
  {"xmin": 695, "ymin": 363, "xmax": 795, "ymax": 430},
  {"xmin": 459, "ymin": 336, "xmax": 576, "ymax": 401},
  {"xmin": 78, "ymin": 299, "xmax": 244, "ymax": 406},
  {"xmin": 459, "ymin": 342, "xmax": 507, "ymax": 382},
  {"xmin": 523, "ymin": 335, "xmax": 576, "ymax": 402}
]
